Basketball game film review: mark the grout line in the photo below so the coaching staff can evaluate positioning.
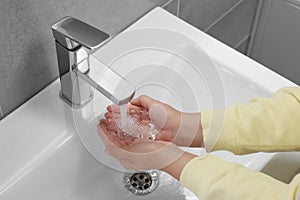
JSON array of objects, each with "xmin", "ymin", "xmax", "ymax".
[
  {"xmin": 0, "ymin": 105, "xmax": 4, "ymax": 120},
  {"xmin": 248, "ymin": 0, "xmax": 274, "ymax": 58},
  {"xmin": 234, "ymin": 34, "xmax": 250, "ymax": 49},
  {"xmin": 162, "ymin": 0, "xmax": 175, "ymax": 8},
  {"xmin": 283, "ymin": 0, "xmax": 300, "ymax": 10},
  {"xmin": 162, "ymin": 0, "xmax": 180, "ymax": 17},
  {"xmin": 204, "ymin": 0, "xmax": 245, "ymax": 32},
  {"xmin": 177, "ymin": 0, "xmax": 181, "ymax": 17},
  {"xmin": 246, "ymin": 0, "xmax": 264, "ymax": 56}
]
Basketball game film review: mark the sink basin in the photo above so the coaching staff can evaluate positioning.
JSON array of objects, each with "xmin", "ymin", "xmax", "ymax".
[{"xmin": 0, "ymin": 7, "xmax": 298, "ymax": 200}]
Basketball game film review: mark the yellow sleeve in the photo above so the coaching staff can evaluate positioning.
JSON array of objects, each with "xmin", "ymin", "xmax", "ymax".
[
  {"xmin": 180, "ymin": 87, "xmax": 300, "ymax": 199},
  {"xmin": 180, "ymin": 154, "xmax": 300, "ymax": 200},
  {"xmin": 202, "ymin": 87, "xmax": 300, "ymax": 154}
]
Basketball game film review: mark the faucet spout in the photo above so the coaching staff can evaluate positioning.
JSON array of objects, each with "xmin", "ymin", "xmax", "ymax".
[
  {"xmin": 74, "ymin": 56, "xmax": 135, "ymax": 106},
  {"xmin": 52, "ymin": 17, "xmax": 135, "ymax": 107}
]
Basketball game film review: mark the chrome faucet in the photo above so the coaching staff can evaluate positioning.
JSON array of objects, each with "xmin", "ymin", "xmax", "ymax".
[{"xmin": 51, "ymin": 17, "xmax": 135, "ymax": 108}]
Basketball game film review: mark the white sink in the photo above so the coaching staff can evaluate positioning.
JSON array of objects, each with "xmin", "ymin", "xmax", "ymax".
[{"xmin": 0, "ymin": 8, "xmax": 298, "ymax": 200}]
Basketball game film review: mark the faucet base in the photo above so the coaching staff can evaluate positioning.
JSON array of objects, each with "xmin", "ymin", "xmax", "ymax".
[{"xmin": 59, "ymin": 91, "xmax": 94, "ymax": 109}]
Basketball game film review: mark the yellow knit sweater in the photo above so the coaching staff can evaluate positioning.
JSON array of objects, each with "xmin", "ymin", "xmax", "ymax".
[{"xmin": 180, "ymin": 87, "xmax": 300, "ymax": 200}]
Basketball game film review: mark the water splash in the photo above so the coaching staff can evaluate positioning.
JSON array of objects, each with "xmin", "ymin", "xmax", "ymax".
[{"xmin": 113, "ymin": 104, "xmax": 159, "ymax": 140}]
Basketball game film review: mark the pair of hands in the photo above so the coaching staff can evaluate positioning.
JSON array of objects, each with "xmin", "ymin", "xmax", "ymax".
[{"xmin": 98, "ymin": 95, "xmax": 203, "ymax": 179}]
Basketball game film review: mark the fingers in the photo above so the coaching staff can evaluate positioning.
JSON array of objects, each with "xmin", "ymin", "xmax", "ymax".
[
  {"xmin": 105, "ymin": 111, "xmax": 120, "ymax": 119},
  {"xmin": 107, "ymin": 104, "xmax": 137, "ymax": 113},
  {"xmin": 107, "ymin": 104, "xmax": 143, "ymax": 115},
  {"xmin": 106, "ymin": 96, "xmax": 154, "ymax": 122},
  {"xmin": 104, "ymin": 112, "xmax": 113, "ymax": 118},
  {"xmin": 101, "ymin": 117, "xmax": 111, "ymax": 125},
  {"xmin": 130, "ymin": 95, "xmax": 157, "ymax": 109},
  {"xmin": 100, "ymin": 117, "xmax": 119, "ymax": 132},
  {"xmin": 106, "ymin": 104, "xmax": 139, "ymax": 119},
  {"xmin": 105, "ymin": 109, "xmax": 150, "ymax": 123},
  {"xmin": 99, "ymin": 118, "xmax": 138, "ymax": 146},
  {"xmin": 128, "ymin": 104, "xmax": 144, "ymax": 114},
  {"xmin": 107, "ymin": 105, "xmax": 120, "ymax": 113},
  {"xmin": 99, "ymin": 122, "xmax": 126, "ymax": 151}
]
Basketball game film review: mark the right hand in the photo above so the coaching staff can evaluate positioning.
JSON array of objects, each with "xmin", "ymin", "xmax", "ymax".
[
  {"xmin": 98, "ymin": 118, "xmax": 197, "ymax": 180},
  {"xmin": 107, "ymin": 95, "xmax": 203, "ymax": 147}
]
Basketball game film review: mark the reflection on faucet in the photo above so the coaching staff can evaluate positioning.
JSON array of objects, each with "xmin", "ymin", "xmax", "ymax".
[{"xmin": 52, "ymin": 17, "xmax": 135, "ymax": 108}]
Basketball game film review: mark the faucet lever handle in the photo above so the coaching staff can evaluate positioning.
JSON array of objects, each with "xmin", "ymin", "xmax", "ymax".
[{"xmin": 52, "ymin": 16, "xmax": 110, "ymax": 51}]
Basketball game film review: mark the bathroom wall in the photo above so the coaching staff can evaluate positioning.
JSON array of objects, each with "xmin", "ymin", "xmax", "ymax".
[
  {"xmin": 249, "ymin": 0, "xmax": 300, "ymax": 85},
  {"xmin": 179, "ymin": 0, "xmax": 258, "ymax": 54},
  {"xmin": 0, "ymin": 0, "xmax": 176, "ymax": 120},
  {"xmin": 0, "ymin": 0, "xmax": 257, "ymax": 120}
]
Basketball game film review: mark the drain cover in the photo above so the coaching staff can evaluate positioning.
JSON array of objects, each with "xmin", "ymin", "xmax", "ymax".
[{"xmin": 124, "ymin": 171, "xmax": 159, "ymax": 195}]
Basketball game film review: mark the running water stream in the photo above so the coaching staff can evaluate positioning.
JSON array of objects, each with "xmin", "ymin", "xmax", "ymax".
[{"xmin": 120, "ymin": 104, "xmax": 128, "ymax": 129}]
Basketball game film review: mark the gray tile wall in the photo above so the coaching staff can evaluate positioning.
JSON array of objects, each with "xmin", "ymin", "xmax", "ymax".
[
  {"xmin": 0, "ymin": 0, "xmax": 173, "ymax": 120},
  {"xmin": 179, "ymin": 0, "xmax": 258, "ymax": 54},
  {"xmin": 0, "ymin": 0, "xmax": 257, "ymax": 120}
]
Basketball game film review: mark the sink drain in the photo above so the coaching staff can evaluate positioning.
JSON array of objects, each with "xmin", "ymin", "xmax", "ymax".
[{"xmin": 123, "ymin": 171, "xmax": 159, "ymax": 195}]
